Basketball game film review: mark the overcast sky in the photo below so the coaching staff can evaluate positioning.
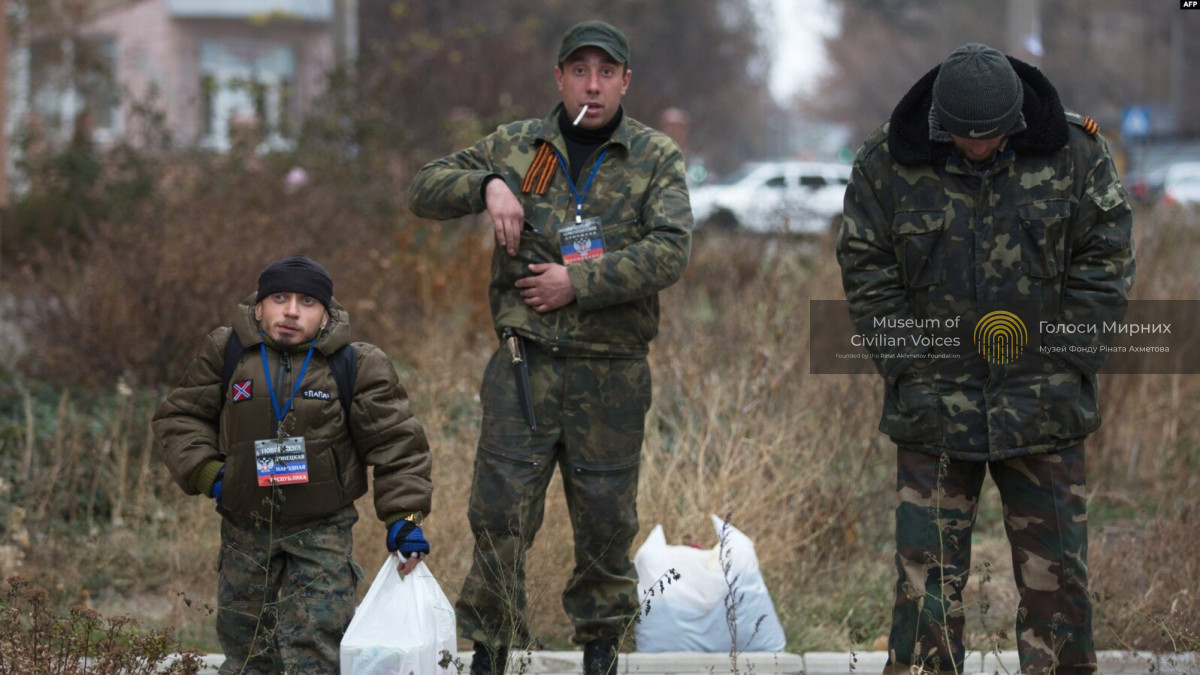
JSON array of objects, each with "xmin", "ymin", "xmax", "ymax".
[{"xmin": 762, "ymin": 0, "xmax": 839, "ymax": 102}]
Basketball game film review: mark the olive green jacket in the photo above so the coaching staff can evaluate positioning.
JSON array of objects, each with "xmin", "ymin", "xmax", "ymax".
[
  {"xmin": 407, "ymin": 104, "xmax": 692, "ymax": 357},
  {"xmin": 837, "ymin": 56, "xmax": 1136, "ymax": 460},
  {"xmin": 154, "ymin": 294, "xmax": 432, "ymax": 523}
]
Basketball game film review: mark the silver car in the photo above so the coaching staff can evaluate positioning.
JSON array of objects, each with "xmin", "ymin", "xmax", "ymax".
[{"xmin": 1163, "ymin": 161, "xmax": 1200, "ymax": 209}]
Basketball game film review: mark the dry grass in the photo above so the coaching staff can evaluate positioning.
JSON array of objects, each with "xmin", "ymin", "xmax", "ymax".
[{"xmin": 1, "ymin": 151, "xmax": 1199, "ymax": 663}]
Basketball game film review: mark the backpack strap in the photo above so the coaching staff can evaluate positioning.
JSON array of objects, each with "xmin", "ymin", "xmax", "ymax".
[
  {"xmin": 327, "ymin": 343, "xmax": 359, "ymax": 418},
  {"xmin": 220, "ymin": 330, "xmax": 245, "ymax": 407},
  {"xmin": 221, "ymin": 331, "xmax": 357, "ymax": 418}
]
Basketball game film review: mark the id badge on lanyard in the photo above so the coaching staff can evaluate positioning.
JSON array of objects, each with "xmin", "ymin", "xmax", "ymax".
[
  {"xmin": 256, "ymin": 341, "xmax": 314, "ymax": 486},
  {"xmin": 554, "ymin": 147, "xmax": 608, "ymax": 264},
  {"xmin": 254, "ymin": 436, "xmax": 309, "ymax": 486},
  {"xmin": 559, "ymin": 217, "xmax": 606, "ymax": 264}
]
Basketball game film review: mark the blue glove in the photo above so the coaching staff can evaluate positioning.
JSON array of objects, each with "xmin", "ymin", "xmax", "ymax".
[
  {"xmin": 210, "ymin": 467, "xmax": 224, "ymax": 507},
  {"xmin": 386, "ymin": 520, "xmax": 430, "ymax": 556}
]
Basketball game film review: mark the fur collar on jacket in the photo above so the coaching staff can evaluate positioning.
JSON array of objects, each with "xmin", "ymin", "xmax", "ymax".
[{"xmin": 887, "ymin": 55, "xmax": 1070, "ymax": 167}]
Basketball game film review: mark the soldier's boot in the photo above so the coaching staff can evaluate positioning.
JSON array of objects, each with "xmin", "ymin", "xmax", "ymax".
[
  {"xmin": 470, "ymin": 642, "xmax": 508, "ymax": 675},
  {"xmin": 583, "ymin": 638, "xmax": 618, "ymax": 675}
]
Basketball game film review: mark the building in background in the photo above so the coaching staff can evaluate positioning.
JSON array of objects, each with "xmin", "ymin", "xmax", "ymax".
[{"xmin": 11, "ymin": 0, "xmax": 354, "ymax": 155}]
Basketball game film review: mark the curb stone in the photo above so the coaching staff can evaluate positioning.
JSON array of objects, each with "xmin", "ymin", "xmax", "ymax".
[{"xmin": 183, "ymin": 650, "xmax": 1196, "ymax": 674}]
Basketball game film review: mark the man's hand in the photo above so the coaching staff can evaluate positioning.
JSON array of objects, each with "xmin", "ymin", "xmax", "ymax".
[
  {"xmin": 485, "ymin": 179, "xmax": 525, "ymax": 256},
  {"xmin": 396, "ymin": 551, "xmax": 423, "ymax": 577},
  {"xmin": 386, "ymin": 520, "xmax": 429, "ymax": 577},
  {"xmin": 515, "ymin": 263, "xmax": 576, "ymax": 312}
]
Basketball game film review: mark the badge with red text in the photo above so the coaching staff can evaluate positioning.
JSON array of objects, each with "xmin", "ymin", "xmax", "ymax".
[{"xmin": 254, "ymin": 436, "xmax": 309, "ymax": 486}]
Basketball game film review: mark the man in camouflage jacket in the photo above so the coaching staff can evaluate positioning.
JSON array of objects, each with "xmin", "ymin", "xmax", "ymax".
[
  {"xmin": 154, "ymin": 256, "xmax": 433, "ymax": 675},
  {"xmin": 837, "ymin": 44, "xmax": 1134, "ymax": 675},
  {"xmin": 407, "ymin": 20, "xmax": 691, "ymax": 675}
]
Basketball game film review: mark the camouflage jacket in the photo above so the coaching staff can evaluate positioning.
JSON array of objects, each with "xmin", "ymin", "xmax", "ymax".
[
  {"xmin": 837, "ymin": 56, "xmax": 1136, "ymax": 460},
  {"xmin": 407, "ymin": 104, "xmax": 692, "ymax": 357},
  {"xmin": 154, "ymin": 294, "xmax": 432, "ymax": 523}
]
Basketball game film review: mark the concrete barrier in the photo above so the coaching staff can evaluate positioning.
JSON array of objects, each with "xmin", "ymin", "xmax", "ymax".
[{"xmin": 186, "ymin": 650, "xmax": 1196, "ymax": 674}]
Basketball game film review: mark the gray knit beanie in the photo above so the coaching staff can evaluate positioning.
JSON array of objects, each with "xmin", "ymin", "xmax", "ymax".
[{"xmin": 932, "ymin": 43, "xmax": 1024, "ymax": 140}]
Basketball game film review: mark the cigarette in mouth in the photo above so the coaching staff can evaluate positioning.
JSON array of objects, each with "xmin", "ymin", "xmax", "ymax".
[{"xmin": 573, "ymin": 105, "xmax": 589, "ymax": 126}]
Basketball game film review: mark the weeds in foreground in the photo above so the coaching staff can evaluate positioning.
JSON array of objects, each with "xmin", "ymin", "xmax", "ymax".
[
  {"xmin": 0, "ymin": 575, "xmax": 204, "ymax": 674},
  {"xmin": 455, "ymin": 522, "xmax": 553, "ymax": 662},
  {"xmin": 459, "ymin": 522, "xmax": 683, "ymax": 673},
  {"xmin": 889, "ymin": 447, "xmax": 1200, "ymax": 675},
  {"xmin": 1094, "ymin": 593, "xmax": 1200, "ymax": 673},
  {"xmin": 217, "ymin": 473, "xmax": 365, "ymax": 672},
  {"xmin": 4, "ymin": 214, "xmax": 1200, "ymax": 664},
  {"xmin": 716, "ymin": 515, "xmax": 768, "ymax": 675}
]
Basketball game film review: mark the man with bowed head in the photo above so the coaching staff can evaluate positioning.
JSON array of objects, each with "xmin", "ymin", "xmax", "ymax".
[
  {"xmin": 154, "ymin": 255, "xmax": 433, "ymax": 674},
  {"xmin": 408, "ymin": 19, "xmax": 691, "ymax": 675},
  {"xmin": 838, "ymin": 43, "xmax": 1135, "ymax": 675}
]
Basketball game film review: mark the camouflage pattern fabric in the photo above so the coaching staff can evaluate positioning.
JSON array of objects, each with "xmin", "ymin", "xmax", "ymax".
[
  {"xmin": 838, "ymin": 112, "xmax": 1134, "ymax": 460},
  {"xmin": 215, "ymin": 505, "xmax": 362, "ymax": 675},
  {"xmin": 407, "ymin": 103, "xmax": 692, "ymax": 358},
  {"xmin": 839, "ymin": 56, "xmax": 1126, "ymax": 675},
  {"xmin": 886, "ymin": 446, "xmax": 1093, "ymax": 675},
  {"xmin": 456, "ymin": 344, "xmax": 651, "ymax": 648},
  {"xmin": 837, "ymin": 54, "xmax": 1135, "ymax": 461},
  {"xmin": 409, "ymin": 101, "xmax": 688, "ymax": 647}
]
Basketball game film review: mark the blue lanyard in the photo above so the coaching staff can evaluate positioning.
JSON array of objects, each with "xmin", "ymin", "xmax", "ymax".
[
  {"xmin": 554, "ymin": 147, "xmax": 608, "ymax": 223},
  {"xmin": 261, "ymin": 341, "xmax": 315, "ymax": 422}
]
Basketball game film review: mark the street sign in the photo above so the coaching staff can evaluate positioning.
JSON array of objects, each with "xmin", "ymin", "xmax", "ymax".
[{"xmin": 1122, "ymin": 106, "xmax": 1152, "ymax": 140}]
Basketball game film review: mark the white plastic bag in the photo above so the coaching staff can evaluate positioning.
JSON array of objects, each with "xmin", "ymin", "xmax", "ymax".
[
  {"xmin": 340, "ymin": 557, "xmax": 457, "ymax": 674},
  {"xmin": 634, "ymin": 515, "xmax": 786, "ymax": 653}
]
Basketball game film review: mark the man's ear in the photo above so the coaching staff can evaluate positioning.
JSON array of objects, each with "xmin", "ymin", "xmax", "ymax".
[{"xmin": 254, "ymin": 304, "xmax": 262, "ymax": 322}]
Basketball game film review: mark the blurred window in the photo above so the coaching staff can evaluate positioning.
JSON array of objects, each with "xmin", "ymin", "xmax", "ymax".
[
  {"xmin": 198, "ymin": 39, "xmax": 296, "ymax": 151},
  {"xmin": 29, "ymin": 35, "xmax": 120, "ymax": 146}
]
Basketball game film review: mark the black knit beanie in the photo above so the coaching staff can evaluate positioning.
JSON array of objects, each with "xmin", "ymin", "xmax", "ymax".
[
  {"xmin": 256, "ymin": 255, "xmax": 333, "ymax": 310},
  {"xmin": 932, "ymin": 43, "xmax": 1024, "ymax": 140}
]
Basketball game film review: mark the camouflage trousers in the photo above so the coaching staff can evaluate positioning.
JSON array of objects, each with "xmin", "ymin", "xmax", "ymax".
[
  {"xmin": 216, "ymin": 504, "xmax": 362, "ymax": 675},
  {"xmin": 457, "ymin": 343, "xmax": 652, "ymax": 649},
  {"xmin": 884, "ymin": 444, "xmax": 1094, "ymax": 675}
]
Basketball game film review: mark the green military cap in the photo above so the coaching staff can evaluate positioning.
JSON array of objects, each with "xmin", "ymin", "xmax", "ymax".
[{"xmin": 557, "ymin": 20, "xmax": 629, "ymax": 65}]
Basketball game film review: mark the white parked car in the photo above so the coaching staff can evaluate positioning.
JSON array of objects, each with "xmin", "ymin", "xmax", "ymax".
[
  {"xmin": 1162, "ymin": 161, "xmax": 1200, "ymax": 209},
  {"xmin": 689, "ymin": 160, "xmax": 852, "ymax": 234}
]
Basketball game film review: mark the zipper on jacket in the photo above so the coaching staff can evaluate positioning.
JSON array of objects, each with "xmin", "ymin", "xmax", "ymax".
[
  {"xmin": 974, "ymin": 174, "xmax": 990, "ymax": 303},
  {"xmin": 974, "ymin": 171, "xmax": 1009, "ymax": 455},
  {"xmin": 274, "ymin": 351, "xmax": 292, "ymax": 435}
]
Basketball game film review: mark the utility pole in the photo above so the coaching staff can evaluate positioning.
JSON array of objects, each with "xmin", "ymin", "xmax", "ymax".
[
  {"xmin": 1169, "ymin": 12, "xmax": 1184, "ymax": 136},
  {"xmin": 0, "ymin": 0, "xmax": 8, "ymax": 208},
  {"xmin": 1006, "ymin": 0, "xmax": 1043, "ymax": 64},
  {"xmin": 333, "ymin": 0, "xmax": 358, "ymax": 73}
]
